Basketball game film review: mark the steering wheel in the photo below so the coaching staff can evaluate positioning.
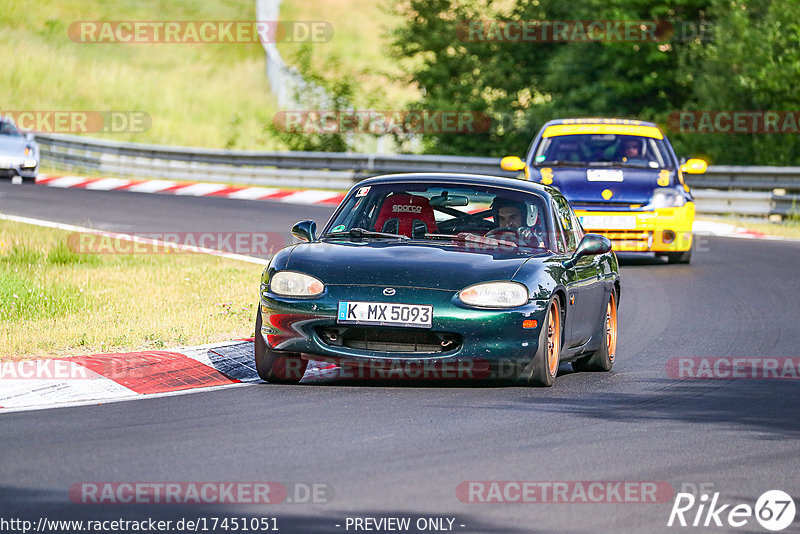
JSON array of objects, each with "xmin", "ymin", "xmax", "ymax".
[
  {"xmin": 485, "ymin": 226, "xmax": 519, "ymax": 238},
  {"xmin": 485, "ymin": 227, "xmax": 541, "ymax": 248}
]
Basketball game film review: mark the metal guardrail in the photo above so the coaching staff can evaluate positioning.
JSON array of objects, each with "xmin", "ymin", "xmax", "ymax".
[{"xmin": 35, "ymin": 133, "xmax": 800, "ymax": 217}]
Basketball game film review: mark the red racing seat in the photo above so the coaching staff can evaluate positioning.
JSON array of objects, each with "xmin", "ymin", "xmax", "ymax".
[{"xmin": 374, "ymin": 193, "xmax": 438, "ymax": 238}]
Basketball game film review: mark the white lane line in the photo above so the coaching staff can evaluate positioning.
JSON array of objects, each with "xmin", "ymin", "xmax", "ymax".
[
  {"xmin": 226, "ymin": 187, "xmax": 281, "ymax": 200},
  {"xmin": 126, "ymin": 180, "xmax": 179, "ymax": 193},
  {"xmin": 0, "ymin": 382, "xmax": 254, "ymax": 414},
  {"xmin": 84, "ymin": 178, "xmax": 133, "ymax": 191},
  {"xmin": 172, "ymin": 183, "xmax": 229, "ymax": 196},
  {"xmin": 45, "ymin": 176, "xmax": 90, "ymax": 188},
  {"xmin": 279, "ymin": 190, "xmax": 341, "ymax": 204},
  {"xmin": 0, "ymin": 213, "xmax": 270, "ymax": 265}
]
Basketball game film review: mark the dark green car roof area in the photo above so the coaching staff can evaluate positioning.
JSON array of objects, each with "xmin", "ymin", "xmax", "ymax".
[{"xmin": 353, "ymin": 172, "xmax": 563, "ymax": 200}]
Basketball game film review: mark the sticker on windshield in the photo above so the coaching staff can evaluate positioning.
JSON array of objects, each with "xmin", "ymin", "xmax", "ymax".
[
  {"xmin": 535, "ymin": 155, "xmax": 546, "ymax": 162},
  {"xmin": 356, "ymin": 186, "xmax": 371, "ymax": 197},
  {"xmin": 331, "ymin": 224, "xmax": 346, "ymax": 233}
]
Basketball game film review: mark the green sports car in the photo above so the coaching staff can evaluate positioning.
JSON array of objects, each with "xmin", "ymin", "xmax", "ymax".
[{"xmin": 256, "ymin": 173, "xmax": 620, "ymax": 386}]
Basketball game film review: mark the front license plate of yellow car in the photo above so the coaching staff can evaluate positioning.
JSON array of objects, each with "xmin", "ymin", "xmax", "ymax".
[
  {"xmin": 580, "ymin": 215, "xmax": 637, "ymax": 230},
  {"xmin": 337, "ymin": 301, "xmax": 432, "ymax": 328}
]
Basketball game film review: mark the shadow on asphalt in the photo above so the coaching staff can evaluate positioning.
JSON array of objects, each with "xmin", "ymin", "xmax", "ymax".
[{"xmin": 498, "ymin": 377, "xmax": 800, "ymax": 439}]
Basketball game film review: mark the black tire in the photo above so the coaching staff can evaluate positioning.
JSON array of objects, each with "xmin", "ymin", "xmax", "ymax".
[
  {"xmin": 254, "ymin": 306, "xmax": 308, "ymax": 384},
  {"xmin": 573, "ymin": 292, "xmax": 618, "ymax": 372},
  {"xmin": 666, "ymin": 249, "xmax": 692, "ymax": 264},
  {"xmin": 520, "ymin": 298, "xmax": 562, "ymax": 387}
]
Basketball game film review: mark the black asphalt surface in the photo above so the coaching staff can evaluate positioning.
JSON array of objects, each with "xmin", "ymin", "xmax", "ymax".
[{"xmin": 1, "ymin": 180, "xmax": 799, "ymax": 533}]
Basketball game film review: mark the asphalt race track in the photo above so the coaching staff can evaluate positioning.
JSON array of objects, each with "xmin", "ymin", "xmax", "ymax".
[{"xmin": 1, "ymin": 180, "xmax": 799, "ymax": 533}]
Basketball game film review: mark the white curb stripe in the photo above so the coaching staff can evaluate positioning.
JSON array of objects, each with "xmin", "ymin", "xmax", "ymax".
[
  {"xmin": 279, "ymin": 190, "xmax": 341, "ymax": 204},
  {"xmin": 45, "ymin": 176, "xmax": 90, "ymax": 188},
  {"xmin": 84, "ymin": 178, "xmax": 134, "ymax": 191},
  {"xmin": 36, "ymin": 174, "xmax": 345, "ymax": 207},
  {"xmin": 226, "ymin": 187, "xmax": 281, "ymax": 200},
  {"xmin": 126, "ymin": 180, "xmax": 179, "ymax": 193},
  {"xmin": 0, "ymin": 373, "xmax": 137, "ymax": 409},
  {"xmin": 172, "ymin": 183, "xmax": 229, "ymax": 196}
]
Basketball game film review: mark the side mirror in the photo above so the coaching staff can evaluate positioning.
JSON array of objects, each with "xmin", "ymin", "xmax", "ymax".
[
  {"xmin": 291, "ymin": 220, "xmax": 316, "ymax": 242},
  {"xmin": 500, "ymin": 155, "xmax": 530, "ymax": 180},
  {"xmin": 680, "ymin": 158, "xmax": 707, "ymax": 174},
  {"xmin": 564, "ymin": 234, "xmax": 612, "ymax": 267}
]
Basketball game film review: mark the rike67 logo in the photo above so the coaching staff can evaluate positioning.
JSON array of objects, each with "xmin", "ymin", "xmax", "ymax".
[{"xmin": 668, "ymin": 489, "xmax": 796, "ymax": 531}]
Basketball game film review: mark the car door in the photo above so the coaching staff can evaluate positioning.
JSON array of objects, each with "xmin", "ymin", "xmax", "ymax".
[
  {"xmin": 552, "ymin": 197, "xmax": 595, "ymax": 348},
  {"xmin": 566, "ymin": 206, "xmax": 607, "ymax": 345}
]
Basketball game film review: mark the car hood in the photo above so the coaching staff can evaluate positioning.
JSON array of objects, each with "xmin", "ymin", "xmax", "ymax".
[
  {"xmin": 540, "ymin": 167, "xmax": 670, "ymax": 204},
  {"xmin": 0, "ymin": 135, "xmax": 27, "ymax": 155},
  {"xmin": 285, "ymin": 240, "xmax": 542, "ymax": 291}
]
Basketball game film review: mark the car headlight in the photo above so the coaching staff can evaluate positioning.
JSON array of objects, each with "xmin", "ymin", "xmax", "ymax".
[
  {"xmin": 651, "ymin": 189, "xmax": 687, "ymax": 209},
  {"xmin": 458, "ymin": 281, "xmax": 528, "ymax": 308},
  {"xmin": 270, "ymin": 271, "xmax": 324, "ymax": 297}
]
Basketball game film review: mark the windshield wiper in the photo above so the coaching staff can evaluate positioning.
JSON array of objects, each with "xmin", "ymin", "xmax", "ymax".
[
  {"xmin": 321, "ymin": 227, "xmax": 409, "ymax": 240},
  {"xmin": 536, "ymin": 160, "xmax": 591, "ymax": 167},
  {"xmin": 615, "ymin": 161, "xmax": 662, "ymax": 169}
]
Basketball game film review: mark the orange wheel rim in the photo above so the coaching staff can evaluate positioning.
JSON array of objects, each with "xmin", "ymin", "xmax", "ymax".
[
  {"xmin": 606, "ymin": 295, "xmax": 618, "ymax": 361},
  {"xmin": 547, "ymin": 300, "xmax": 560, "ymax": 377}
]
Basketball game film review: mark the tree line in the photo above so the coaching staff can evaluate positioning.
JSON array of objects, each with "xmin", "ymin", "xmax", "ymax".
[{"xmin": 389, "ymin": 0, "xmax": 800, "ymax": 165}]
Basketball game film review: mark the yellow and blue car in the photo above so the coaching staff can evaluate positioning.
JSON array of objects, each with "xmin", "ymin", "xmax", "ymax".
[{"xmin": 501, "ymin": 118, "xmax": 707, "ymax": 263}]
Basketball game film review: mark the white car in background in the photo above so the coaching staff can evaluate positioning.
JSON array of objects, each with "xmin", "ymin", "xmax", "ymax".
[{"xmin": 0, "ymin": 117, "xmax": 39, "ymax": 181}]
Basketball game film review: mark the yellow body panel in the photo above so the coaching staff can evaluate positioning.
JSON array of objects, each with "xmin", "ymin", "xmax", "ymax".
[
  {"xmin": 542, "ymin": 124, "xmax": 664, "ymax": 139},
  {"xmin": 575, "ymin": 203, "xmax": 695, "ymax": 252}
]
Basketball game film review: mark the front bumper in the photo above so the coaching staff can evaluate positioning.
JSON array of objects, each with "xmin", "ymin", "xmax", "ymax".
[
  {"xmin": 0, "ymin": 157, "xmax": 38, "ymax": 178},
  {"xmin": 259, "ymin": 284, "xmax": 549, "ymax": 378},
  {"xmin": 575, "ymin": 202, "xmax": 694, "ymax": 252}
]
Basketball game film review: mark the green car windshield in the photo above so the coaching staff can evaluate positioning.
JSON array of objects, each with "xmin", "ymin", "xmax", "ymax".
[
  {"xmin": 325, "ymin": 182, "xmax": 553, "ymax": 251},
  {"xmin": 534, "ymin": 134, "xmax": 672, "ymax": 169}
]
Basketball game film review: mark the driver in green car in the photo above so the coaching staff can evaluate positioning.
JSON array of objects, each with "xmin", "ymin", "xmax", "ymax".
[{"xmin": 489, "ymin": 197, "xmax": 545, "ymax": 248}]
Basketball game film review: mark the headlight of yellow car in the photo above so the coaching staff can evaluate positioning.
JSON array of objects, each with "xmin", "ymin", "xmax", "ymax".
[{"xmin": 651, "ymin": 189, "xmax": 687, "ymax": 209}]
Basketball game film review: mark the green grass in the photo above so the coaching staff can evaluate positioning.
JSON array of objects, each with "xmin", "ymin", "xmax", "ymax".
[
  {"xmin": 1, "ymin": 0, "xmax": 281, "ymax": 149},
  {"xmin": 0, "ymin": 220, "xmax": 264, "ymax": 358}
]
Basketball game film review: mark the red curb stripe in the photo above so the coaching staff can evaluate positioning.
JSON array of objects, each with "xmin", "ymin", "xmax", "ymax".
[
  {"xmin": 69, "ymin": 178, "xmax": 103, "ymax": 188},
  {"xmin": 207, "ymin": 186, "xmax": 247, "ymax": 197},
  {"xmin": 66, "ymin": 351, "xmax": 238, "ymax": 394},
  {"xmin": 257, "ymin": 190, "xmax": 296, "ymax": 200},
  {"xmin": 112, "ymin": 179, "xmax": 147, "ymax": 191},
  {"xmin": 159, "ymin": 184, "xmax": 193, "ymax": 194},
  {"xmin": 35, "ymin": 175, "xmax": 62, "ymax": 185},
  {"xmin": 35, "ymin": 173, "xmax": 348, "ymax": 209},
  {"xmin": 318, "ymin": 193, "xmax": 346, "ymax": 205}
]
